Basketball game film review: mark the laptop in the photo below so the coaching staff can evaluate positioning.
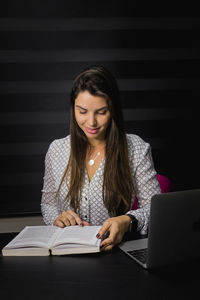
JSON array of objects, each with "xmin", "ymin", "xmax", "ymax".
[{"xmin": 119, "ymin": 189, "xmax": 200, "ymax": 269}]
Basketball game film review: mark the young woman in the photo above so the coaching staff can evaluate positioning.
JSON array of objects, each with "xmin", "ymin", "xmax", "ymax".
[{"xmin": 41, "ymin": 66, "xmax": 161, "ymax": 251}]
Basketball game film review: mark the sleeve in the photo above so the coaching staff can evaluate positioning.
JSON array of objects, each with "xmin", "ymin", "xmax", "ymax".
[
  {"xmin": 126, "ymin": 139, "xmax": 161, "ymax": 235},
  {"xmin": 40, "ymin": 143, "xmax": 61, "ymax": 225}
]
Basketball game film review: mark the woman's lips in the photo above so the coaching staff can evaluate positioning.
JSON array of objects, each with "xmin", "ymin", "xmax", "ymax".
[{"xmin": 85, "ymin": 128, "xmax": 99, "ymax": 134}]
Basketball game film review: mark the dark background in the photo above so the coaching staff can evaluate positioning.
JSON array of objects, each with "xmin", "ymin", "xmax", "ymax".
[{"xmin": 0, "ymin": 1, "xmax": 200, "ymax": 216}]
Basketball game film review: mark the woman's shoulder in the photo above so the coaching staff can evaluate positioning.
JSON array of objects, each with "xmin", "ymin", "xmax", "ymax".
[
  {"xmin": 126, "ymin": 133, "xmax": 147, "ymax": 146},
  {"xmin": 126, "ymin": 134, "xmax": 150, "ymax": 154},
  {"xmin": 47, "ymin": 135, "xmax": 70, "ymax": 154}
]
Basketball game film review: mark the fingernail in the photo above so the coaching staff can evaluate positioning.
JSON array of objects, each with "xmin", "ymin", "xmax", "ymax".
[
  {"xmin": 96, "ymin": 233, "xmax": 100, "ymax": 238},
  {"xmin": 80, "ymin": 222, "xmax": 84, "ymax": 227}
]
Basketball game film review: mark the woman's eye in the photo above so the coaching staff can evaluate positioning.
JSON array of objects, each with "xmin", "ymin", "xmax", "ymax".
[
  {"xmin": 98, "ymin": 111, "xmax": 107, "ymax": 115},
  {"xmin": 79, "ymin": 111, "xmax": 87, "ymax": 114}
]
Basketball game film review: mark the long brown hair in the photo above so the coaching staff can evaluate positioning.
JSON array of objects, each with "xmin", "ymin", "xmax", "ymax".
[{"xmin": 58, "ymin": 66, "xmax": 135, "ymax": 216}]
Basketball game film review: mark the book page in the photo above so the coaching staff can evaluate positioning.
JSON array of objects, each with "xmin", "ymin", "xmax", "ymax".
[
  {"xmin": 53, "ymin": 225, "xmax": 101, "ymax": 248},
  {"xmin": 5, "ymin": 226, "xmax": 59, "ymax": 249}
]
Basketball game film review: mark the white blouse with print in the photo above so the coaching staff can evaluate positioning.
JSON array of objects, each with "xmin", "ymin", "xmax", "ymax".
[{"xmin": 41, "ymin": 134, "xmax": 161, "ymax": 234}]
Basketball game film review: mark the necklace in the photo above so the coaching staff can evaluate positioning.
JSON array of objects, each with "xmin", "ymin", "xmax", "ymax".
[
  {"xmin": 88, "ymin": 143, "xmax": 105, "ymax": 166},
  {"xmin": 88, "ymin": 151, "xmax": 101, "ymax": 166}
]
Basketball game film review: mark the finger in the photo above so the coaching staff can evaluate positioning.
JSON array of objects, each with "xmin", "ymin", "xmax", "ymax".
[
  {"xmin": 67, "ymin": 214, "xmax": 77, "ymax": 226},
  {"xmin": 80, "ymin": 221, "xmax": 90, "ymax": 226},
  {"xmin": 100, "ymin": 235, "xmax": 115, "ymax": 249},
  {"xmin": 101, "ymin": 244, "xmax": 113, "ymax": 252},
  {"xmin": 61, "ymin": 211, "xmax": 76, "ymax": 226},
  {"xmin": 60, "ymin": 217, "xmax": 70, "ymax": 227},
  {"xmin": 67, "ymin": 210, "xmax": 82, "ymax": 225},
  {"xmin": 96, "ymin": 220, "xmax": 111, "ymax": 239},
  {"xmin": 54, "ymin": 219, "xmax": 65, "ymax": 228},
  {"xmin": 100, "ymin": 226, "xmax": 118, "ymax": 248}
]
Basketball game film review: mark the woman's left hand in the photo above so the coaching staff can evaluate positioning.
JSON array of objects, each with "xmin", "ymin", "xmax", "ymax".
[{"xmin": 97, "ymin": 215, "xmax": 131, "ymax": 251}]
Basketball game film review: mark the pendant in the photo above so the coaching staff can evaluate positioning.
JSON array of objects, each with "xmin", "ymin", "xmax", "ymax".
[
  {"xmin": 88, "ymin": 152, "xmax": 101, "ymax": 166},
  {"xmin": 88, "ymin": 159, "xmax": 95, "ymax": 166}
]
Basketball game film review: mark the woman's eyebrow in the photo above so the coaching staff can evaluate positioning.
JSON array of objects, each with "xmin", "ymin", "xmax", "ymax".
[
  {"xmin": 75, "ymin": 105, "xmax": 108, "ymax": 111},
  {"xmin": 95, "ymin": 106, "xmax": 108, "ymax": 112},
  {"xmin": 75, "ymin": 105, "xmax": 87, "ymax": 110}
]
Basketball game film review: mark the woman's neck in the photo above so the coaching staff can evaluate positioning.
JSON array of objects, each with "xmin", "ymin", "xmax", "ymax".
[{"xmin": 88, "ymin": 139, "xmax": 106, "ymax": 148}]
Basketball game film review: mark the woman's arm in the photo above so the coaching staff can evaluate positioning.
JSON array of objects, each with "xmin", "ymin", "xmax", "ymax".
[
  {"xmin": 41, "ymin": 140, "xmax": 89, "ymax": 227},
  {"xmin": 126, "ymin": 139, "xmax": 161, "ymax": 234},
  {"xmin": 97, "ymin": 137, "xmax": 161, "ymax": 251},
  {"xmin": 41, "ymin": 143, "xmax": 61, "ymax": 225}
]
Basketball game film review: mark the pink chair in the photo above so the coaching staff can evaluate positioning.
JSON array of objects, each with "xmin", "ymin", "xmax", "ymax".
[{"xmin": 132, "ymin": 174, "xmax": 173, "ymax": 210}]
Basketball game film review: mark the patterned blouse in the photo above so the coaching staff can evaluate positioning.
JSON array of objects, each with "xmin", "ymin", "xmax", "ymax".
[{"xmin": 41, "ymin": 134, "xmax": 161, "ymax": 234}]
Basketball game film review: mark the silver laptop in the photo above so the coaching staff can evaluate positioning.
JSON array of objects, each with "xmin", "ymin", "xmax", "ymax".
[{"xmin": 119, "ymin": 189, "xmax": 200, "ymax": 269}]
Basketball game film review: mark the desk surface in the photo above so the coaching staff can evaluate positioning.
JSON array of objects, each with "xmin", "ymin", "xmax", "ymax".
[{"xmin": 0, "ymin": 233, "xmax": 200, "ymax": 300}]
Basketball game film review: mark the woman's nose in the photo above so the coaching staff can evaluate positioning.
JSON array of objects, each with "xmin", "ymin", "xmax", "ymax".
[{"xmin": 88, "ymin": 113, "xmax": 97, "ymax": 127}]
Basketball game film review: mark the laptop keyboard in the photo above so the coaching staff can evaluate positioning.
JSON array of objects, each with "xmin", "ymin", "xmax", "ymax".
[{"xmin": 127, "ymin": 248, "xmax": 147, "ymax": 264}]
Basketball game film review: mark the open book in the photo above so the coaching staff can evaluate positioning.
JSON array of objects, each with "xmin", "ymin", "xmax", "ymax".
[{"xmin": 2, "ymin": 225, "xmax": 101, "ymax": 256}]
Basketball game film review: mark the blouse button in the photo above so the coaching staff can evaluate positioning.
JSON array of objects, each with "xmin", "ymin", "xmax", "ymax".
[
  {"xmin": 85, "ymin": 197, "xmax": 88, "ymax": 201},
  {"xmin": 85, "ymin": 215, "xmax": 87, "ymax": 219}
]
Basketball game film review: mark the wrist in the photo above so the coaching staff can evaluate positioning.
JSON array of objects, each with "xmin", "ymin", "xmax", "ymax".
[
  {"xmin": 126, "ymin": 214, "xmax": 138, "ymax": 233},
  {"xmin": 118, "ymin": 215, "xmax": 132, "ymax": 233}
]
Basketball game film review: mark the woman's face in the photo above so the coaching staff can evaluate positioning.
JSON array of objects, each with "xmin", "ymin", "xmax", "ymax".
[{"xmin": 74, "ymin": 90, "xmax": 111, "ymax": 145}]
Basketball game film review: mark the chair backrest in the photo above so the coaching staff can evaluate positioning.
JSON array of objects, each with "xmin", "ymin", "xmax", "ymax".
[
  {"xmin": 156, "ymin": 174, "xmax": 174, "ymax": 193},
  {"xmin": 132, "ymin": 174, "xmax": 173, "ymax": 210}
]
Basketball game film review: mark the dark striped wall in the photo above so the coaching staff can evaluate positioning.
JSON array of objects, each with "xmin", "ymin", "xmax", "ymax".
[{"xmin": 0, "ymin": 1, "xmax": 200, "ymax": 216}]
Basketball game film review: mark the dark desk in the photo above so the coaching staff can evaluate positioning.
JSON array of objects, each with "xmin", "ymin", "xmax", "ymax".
[{"xmin": 0, "ymin": 233, "xmax": 200, "ymax": 300}]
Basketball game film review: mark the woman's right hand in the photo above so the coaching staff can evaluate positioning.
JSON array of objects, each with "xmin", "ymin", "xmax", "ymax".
[{"xmin": 53, "ymin": 210, "xmax": 89, "ymax": 228}]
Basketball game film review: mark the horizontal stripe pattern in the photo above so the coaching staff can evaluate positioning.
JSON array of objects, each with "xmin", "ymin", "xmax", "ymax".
[
  {"xmin": 1, "ymin": 48, "xmax": 200, "ymax": 63},
  {"xmin": 1, "ymin": 30, "xmax": 200, "ymax": 50},
  {"xmin": 1, "ymin": 18, "xmax": 200, "ymax": 31},
  {"xmin": 1, "ymin": 1, "xmax": 199, "ymax": 18},
  {"xmin": 1, "ymin": 60, "xmax": 200, "ymax": 80},
  {"xmin": 1, "ymin": 78, "xmax": 200, "ymax": 94}
]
